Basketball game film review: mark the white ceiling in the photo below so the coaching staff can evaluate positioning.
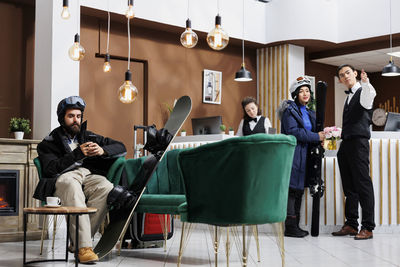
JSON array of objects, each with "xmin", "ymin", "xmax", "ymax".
[{"xmin": 312, "ymin": 46, "xmax": 400, "ymax": 73}]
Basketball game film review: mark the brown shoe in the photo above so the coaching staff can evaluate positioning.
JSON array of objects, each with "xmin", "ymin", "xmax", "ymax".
[
  {"xmin": 78, "ymin": 247, "xmax": 99, "ymax": 263},
  {"xmin": 354, "ymin": 229, "xmax": 373, "ymax": 240},
  {"xmin": 332, "ymin": 225, "xmax": 358, "ymax": 236}
]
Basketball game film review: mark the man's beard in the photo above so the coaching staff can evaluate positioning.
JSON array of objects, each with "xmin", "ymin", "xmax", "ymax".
[{"xmin": 64, "ymin": 123, "xmax": 81, "ymax": 136}]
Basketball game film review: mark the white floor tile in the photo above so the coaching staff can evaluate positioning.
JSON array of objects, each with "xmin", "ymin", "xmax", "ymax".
[{"xmin": 1, "ymin": 224, "xmax": 400, "ymax": 267}]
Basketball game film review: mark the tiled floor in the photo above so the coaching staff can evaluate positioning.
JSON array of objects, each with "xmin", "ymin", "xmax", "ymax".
[{"xmin": 2, "ymin": 223, "xmax": 400, "ymax": 267}]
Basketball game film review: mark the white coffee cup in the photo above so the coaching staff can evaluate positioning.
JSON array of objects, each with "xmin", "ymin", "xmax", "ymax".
[{"xmin": 46, "ymin": 196, "xmax": 61, "ymax": 206}]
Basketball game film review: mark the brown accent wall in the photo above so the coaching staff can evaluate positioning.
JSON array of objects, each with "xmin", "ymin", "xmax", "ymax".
[
  {"xmin": 80, "ymin": 15, "xmax": 257, "ymax": 157},
  {"xmin": 369, "ymin": 72, "xmax": 400, "ymax": 111},
  {"xmin": 305, "ymin": 60, "xmax": 336, "ymax": 127},
  {"xmin": 0, "ymin": 3, "xmax": 34, "ymax": 139}
]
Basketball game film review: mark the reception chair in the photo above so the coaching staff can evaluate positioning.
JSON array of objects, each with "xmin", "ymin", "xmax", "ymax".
[{"xmin": 177, "ymin": 133, "xmax": 296, "ymax": 266}]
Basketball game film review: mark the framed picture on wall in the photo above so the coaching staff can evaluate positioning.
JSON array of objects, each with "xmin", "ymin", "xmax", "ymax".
[{"xmin": 203, "ymin": 69, "xmax": 222, "ymax": 104}]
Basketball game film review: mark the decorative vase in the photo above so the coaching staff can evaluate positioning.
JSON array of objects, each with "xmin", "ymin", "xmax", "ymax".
[
  {"xmin": 180, "ymin": 132, "xmax": 186, "ymax": 136},
  {"xmin": 229, "ymin": 130, "xmax": 234, "ymax": 136},
  {"xmin": 14, "ymin": 131, "xmax": 24, "ymax": 140},
  {"xmin": 324, "ymin": 139, "xmax": 337, "ymax": 150}
]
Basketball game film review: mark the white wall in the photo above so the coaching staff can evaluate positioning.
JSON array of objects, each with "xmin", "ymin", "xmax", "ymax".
[
  {"xmin": 81, "ymin": 0, "xmax": 400, "ymax": 44},
  {"xmin": 288, "ymin": 44, "xmax": 305, "ymax": 99},
  {"xmin": 81, "ymin": 0, "xmax": 268, "ymax": 44},
  {"xmin": 334, "ymin": 76, "xmax": 347, "ymax": 128},
  {"xmin": 266, "ymin": 0, "xmax": 338, "ymax": 44},
  {"xmin": 33, "ymin": 0, "xmax": 80, "ymax": 139}
]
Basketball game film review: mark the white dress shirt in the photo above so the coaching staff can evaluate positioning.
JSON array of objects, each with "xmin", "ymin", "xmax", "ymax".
[
  {"xmin": 236, "ymin": 116, "xmax": 272, "ymax": 136},
  {"xmin": 345, "ymin": 80, "xmax": 376, "ymax": 109}
]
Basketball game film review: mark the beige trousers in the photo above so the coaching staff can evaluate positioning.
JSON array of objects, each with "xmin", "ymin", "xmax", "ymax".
[{"xmin": 54, "ymin": 167, "xmax": 113, "ymax": 248}]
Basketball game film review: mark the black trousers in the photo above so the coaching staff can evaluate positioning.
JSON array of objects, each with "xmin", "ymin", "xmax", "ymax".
[{"xmin": 337, "ymin": 138, "xmax": 375, "ymax": 231}]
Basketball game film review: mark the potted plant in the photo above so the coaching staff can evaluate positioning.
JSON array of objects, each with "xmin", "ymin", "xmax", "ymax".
[
  {"xmin": 220, "ymin": 124, "xmax": 226, "ymax": 134},
  {"xmin": 228, "ymin": 126, "xmax": 234, "ymax": 136},
  {"xmin": 180, "ymin": 129, "xmax": 186, "ymax": 136},
  {"xmin": 9, "ymin": 117, "xmax": 31, "ymax": 140}
]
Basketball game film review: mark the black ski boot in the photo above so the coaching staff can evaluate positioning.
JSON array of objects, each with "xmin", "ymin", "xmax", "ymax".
[
  {"xmin": 107, "ymin": 185, "xmax": 138, "ymax": 211},
  {"xmin": 294, "ymin": 190, "xmax": 309, "ymax": 236},
  {"xmin": 284, "ymin": 216, "xmax": 307, "ymax": 238},
  {"xmin": 144, "ymin": 125, "xmax": 173, "ymax": 154}
]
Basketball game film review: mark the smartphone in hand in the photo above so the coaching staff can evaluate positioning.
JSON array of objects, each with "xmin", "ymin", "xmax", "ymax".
[{"xmin": 87, "ymin": 134, "xmax": 97, "ymax": 143}]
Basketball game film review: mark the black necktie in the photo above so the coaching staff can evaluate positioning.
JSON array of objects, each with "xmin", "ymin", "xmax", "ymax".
[
  {"xmin": 344, "ymin": 89, "xmax": 353, "ymax": 95},
  {"xmin": 248, "ymin": 118, "xmax": 257, "ymax": 123}
]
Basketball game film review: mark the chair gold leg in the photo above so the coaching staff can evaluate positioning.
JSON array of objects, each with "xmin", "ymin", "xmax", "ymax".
[
  {"xmin": 214, "ymin": 226, "xmax": 218, "ymax": 267},
  {"xmin": 177, "ymin": 222, "xmax": 185, "ymax": 267},
  {"xmin": 226, "ymin": 227, "xmax": 230, "ymax": 267},
  {"xmin": 163, "ymin": 215, "xmax": 168, "ymax": 252},
  {"xmin": 242, "ymin": 225, "xmax": 247, "ymax": 267},
  {"xmin": 52, "ymin": 215, "xmax": 57, "ymax": 250},
  {"xmin": 279, "ymin": 222, "xmax": 285, "ymax": 267},
  {"xmin": 40, "ymin": 215, "xmax": 47, "ymax": 255},
  {"xmin": 252, "ymin": 225, "xmax": 260, "ymax": 262}
]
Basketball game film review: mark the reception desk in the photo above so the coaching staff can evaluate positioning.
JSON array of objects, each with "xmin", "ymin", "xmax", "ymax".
[{"xmin": 172, "ymin": 132, "xmax": 400, "ymax": 233}]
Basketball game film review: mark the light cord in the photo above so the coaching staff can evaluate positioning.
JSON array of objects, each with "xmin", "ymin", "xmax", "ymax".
[
  {"xmin": 242, "ymin": 0, "xmax": 245, "ymax": 64},
  {"xmin": 127, "ymin": 18, "xmax": 131, "ymax": 70},
  {"xmin": 76, "ymin": 0, "xmax": 80, "ymax": 34},
  {"xmin": 187, "ymin": 0, "xmax": 190, "ymax": 19},
  {"xmin": 389, "ymin": 0, "xmax": 393, "ymax": 54},
  {"xmin": 106, "ymin": 0, "xmax": 110, "ymax": 53}
]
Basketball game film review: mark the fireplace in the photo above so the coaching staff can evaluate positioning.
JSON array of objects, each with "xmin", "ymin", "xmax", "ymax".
[{"xmin": 0, "ymin": 170, "xmax": 19, "ymax": 216}]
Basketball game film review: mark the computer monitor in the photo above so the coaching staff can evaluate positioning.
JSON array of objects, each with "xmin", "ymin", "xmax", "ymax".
[
  {"xmin": 384, "ymin": 112, "xmax": 400, "ymax": 131},
  {"xmin": 192, "ymin": 116, "xmax": 222, "ymax": 135}
]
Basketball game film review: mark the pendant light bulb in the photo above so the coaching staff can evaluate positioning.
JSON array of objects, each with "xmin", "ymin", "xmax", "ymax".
[
  {"xmin": 118, "ymin": 70, "xmax": 138, "ymax": 104},
  {"xmin": 103, "ymin": 54, "xmax": 112, "ymax": 73},
  {"xmin": 68, "ymin": 34, "xmax": 85, "ymax": 61},
  {"xmin": 207, "ymin": 15, "xmax": 229, "ymax": 50},
  {"xmin": 125, "ymin": 0, "xmax": 135, "ymax": 19},
  {"xmin": 61, "ymin": 0, "xmax": 70, "ymax": 19},
  {"xmin": 180, "ymin": 19, "xmax": 198, "ymax": 48}
]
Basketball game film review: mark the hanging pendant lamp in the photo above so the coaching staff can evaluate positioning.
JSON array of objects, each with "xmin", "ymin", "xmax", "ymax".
[
  {"xmin": 235, "ymin": 0, "xmax": 252, "ymax": 82},
  {"xmin": 118, "ymin": 18, "xmax": 138, "ymax": 104},
  {"xmin": 382, "ymin": 59, "xmax": 400, "ymax": 77},
  {"xmin": 382, "ymin": 0, "xmax": 400, "ymax": 77}
]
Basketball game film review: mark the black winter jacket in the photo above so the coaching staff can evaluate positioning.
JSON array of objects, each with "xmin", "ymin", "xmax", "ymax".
[{"xmin": 33, "ymin": 122, "xmax": 126, "ymax": 200}]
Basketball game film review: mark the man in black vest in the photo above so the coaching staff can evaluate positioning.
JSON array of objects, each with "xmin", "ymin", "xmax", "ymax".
[{"xmin": 332, "ymin": 64, "xmax": 376, "ymax": 240}]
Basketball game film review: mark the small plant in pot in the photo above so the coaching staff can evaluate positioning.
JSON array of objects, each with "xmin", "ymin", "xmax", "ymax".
[
  {"xmin": 228, "ymin": 126, "xmax": 234, "ymax": 136},
  {"xmin": 220, "ymin": 124, "xmax": 226, "ymax": 134},
  {"xmin": 9, "ymin": 117, "xmax": 31, "ymax": 140},
  {"xmin": 180, "ymin": 129, "xmax": 186, "ymax": 136}
]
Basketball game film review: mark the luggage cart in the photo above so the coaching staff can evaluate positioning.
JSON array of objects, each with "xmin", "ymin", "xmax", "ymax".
[{"xmin": 133, "ymin": 125, "xmax": 148, "ymax": 158}]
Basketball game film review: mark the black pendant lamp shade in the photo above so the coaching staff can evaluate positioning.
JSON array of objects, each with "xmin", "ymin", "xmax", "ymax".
[
  {"xmin": 235, "ymin": 64, "xmax": 252, "ymax": 82},
  {"xmin": 382, "ymin": 60, "xmax": 400, "ymax": 77}
]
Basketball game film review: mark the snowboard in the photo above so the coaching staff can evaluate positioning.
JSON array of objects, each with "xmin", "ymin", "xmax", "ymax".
[
  {"xmin": 309, "ymin": 81, "xmax": 327, "ymax": 237},
  {"xmin": 94, "ymin": 95, "xmax": 192, "ymax": 259}
]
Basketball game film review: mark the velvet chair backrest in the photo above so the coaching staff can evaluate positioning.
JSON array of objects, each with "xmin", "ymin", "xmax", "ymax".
[{"xmin": 177, "ymin": 133, "xmax": 296, "ymax": 226}]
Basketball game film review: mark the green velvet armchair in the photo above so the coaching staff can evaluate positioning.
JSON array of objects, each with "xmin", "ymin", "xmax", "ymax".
[{"xmin": 177, "ymin": 133, "xmax": 296, "ymax": 266}]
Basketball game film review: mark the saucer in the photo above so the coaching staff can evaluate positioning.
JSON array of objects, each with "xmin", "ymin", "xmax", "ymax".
[{"xmin": 44, "ymin": 204, "xmax": 61, "ymax": 208}]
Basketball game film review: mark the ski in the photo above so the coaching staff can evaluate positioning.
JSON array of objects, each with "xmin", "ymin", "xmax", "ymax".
[{"xmin": 310, "ymin": 81, "xmax": 327, "ymax": 237}]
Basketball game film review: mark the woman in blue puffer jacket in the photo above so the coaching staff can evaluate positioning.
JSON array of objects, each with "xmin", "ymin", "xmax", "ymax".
[{"xmin": 278, "ymin": 76, "xmax": 325, "ymax": 238}]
